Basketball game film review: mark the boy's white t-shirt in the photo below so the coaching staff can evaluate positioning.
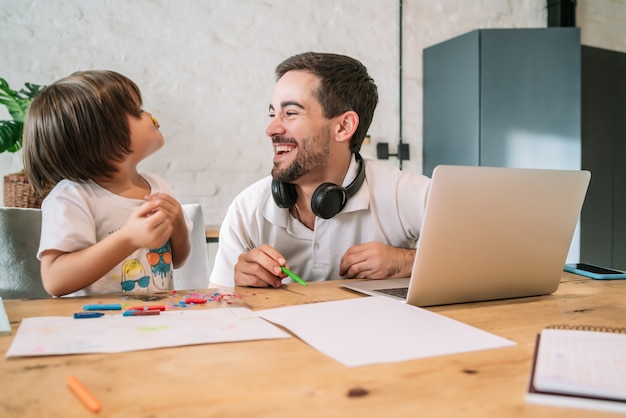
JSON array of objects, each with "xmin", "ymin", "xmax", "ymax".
[{"xmin": 38, "ymin": 174, "xmax": 190, "ymax": 297}]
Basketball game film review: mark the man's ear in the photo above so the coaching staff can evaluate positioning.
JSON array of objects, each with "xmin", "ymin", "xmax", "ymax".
[{"xmin": 334, "ymin": 111, "xmax": 359, "ymax": 144}]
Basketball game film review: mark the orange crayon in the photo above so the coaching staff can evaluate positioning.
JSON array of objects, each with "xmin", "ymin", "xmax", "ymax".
[{"xmin": 67, "ymin": 375, "xmax": 101, "ymax": 413}]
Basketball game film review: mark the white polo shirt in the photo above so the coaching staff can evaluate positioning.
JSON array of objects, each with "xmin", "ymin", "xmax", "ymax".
[{"xmin": 210, "ymin": 156, "xmax": 431, "ymax": 286}]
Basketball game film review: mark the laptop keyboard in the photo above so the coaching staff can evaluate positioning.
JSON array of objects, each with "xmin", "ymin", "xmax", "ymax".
[{"xmin": 375, "ymin": 287, "xmax": 409, "ymax": 299}]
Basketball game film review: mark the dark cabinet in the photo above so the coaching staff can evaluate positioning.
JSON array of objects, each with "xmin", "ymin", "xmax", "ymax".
[
  {"xmin": 581, "ymin": 46, "xmax": 626, "ymax": 269},
  {"xmin": 423, "ymin": 29, "xmax": 626, "ymax": 268},
  {"xmin": 423, "ymin": 28, "xmax": 581, "ymax": 176}
]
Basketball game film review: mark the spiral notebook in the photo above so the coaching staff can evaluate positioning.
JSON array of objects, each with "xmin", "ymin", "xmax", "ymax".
[{"xmin": 525, "ymin": 325, "xmax": 626, "ymax": 414}]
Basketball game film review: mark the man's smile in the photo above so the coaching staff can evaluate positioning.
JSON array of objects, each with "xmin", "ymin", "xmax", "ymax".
[{"xmin": 273, "ymin": 144, "xmax": 297, "ymax": 155}]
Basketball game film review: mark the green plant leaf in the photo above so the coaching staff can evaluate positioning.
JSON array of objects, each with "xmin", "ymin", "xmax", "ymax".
[
  {"xmin": 1, "ymin": 77, "xmax": 46, "ymax": 155},
  {"xmin": 1, "ymin": 78, "xmax": 46, "ymax": 122},
  {"xmin": 23, "ymin": 82, "xmax": 46, "ymax": 100},
  {"xmin": 0, "ymin": 119, "xmax": 23, "ymax": 153},
  {"xmin": 0, "ymin": 77, "xmax": 24, "ymax": 121}
]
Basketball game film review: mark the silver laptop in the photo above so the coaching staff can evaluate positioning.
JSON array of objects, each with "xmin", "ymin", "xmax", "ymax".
[{"xmin": 342, "ymin": 165, "xmax": 591, "ymax": 306}]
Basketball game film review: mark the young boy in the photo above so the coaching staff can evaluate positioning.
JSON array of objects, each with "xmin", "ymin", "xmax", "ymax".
[{"xmin": 23, "ymin": 70, "xmax": 191, "ymax": 297}]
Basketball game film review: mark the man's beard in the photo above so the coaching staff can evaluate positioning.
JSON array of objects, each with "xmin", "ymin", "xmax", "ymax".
[
  {"xmin": 271, "ymin": 132, "xmax": 330, "ymax": 183},
  {"xmin": 272, "ymin": 155, "xmax": 307, "ymax": 183}
]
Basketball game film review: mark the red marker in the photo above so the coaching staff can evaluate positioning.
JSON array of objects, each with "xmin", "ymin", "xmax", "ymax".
[
  {"xmin": 126, "ymin": 305, "xmax": 166, "ymax": 311},
  {"xmin": 122, "ymin": 310, "xmax": 161, "ymax": 317},
  {"xmin": 183, "ymin": 298, "xmax": 207, "ymax": 304}
]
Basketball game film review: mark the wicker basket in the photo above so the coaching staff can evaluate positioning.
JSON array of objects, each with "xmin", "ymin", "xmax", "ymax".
[{"xmin": 3, "ymin": 173, "xmax": 44, "ymax": 208}]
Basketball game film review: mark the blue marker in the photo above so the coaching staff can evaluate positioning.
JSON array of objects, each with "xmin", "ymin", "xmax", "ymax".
[
  {"xmin": 82, "ymin": 303, "xmax": 122, "ymax": 311},
  {"xmin": 73, "ymin": 312, "xmax": 105, "ymax": 319}
]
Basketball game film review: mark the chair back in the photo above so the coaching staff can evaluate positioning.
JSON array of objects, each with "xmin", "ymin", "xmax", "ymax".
[
  {"xmin": 174, "ymin": 204, "xmax": 211, "ymax": 290},
  {"xmin": 0, "ymin": 207, "xmax": 50, "ymax": 299}
]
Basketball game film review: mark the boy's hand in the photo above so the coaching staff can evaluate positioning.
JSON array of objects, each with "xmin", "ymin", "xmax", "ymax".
[
  {"xmin": 145, "ymin": 193, "xmax": 186, "ymax": 229},
  {"xmin": 144, "ymin": 193, "xmax": 191, "ymax": 269},
  {"xmin": 123, "ymin": 199, "xmax": 173, "ymax": 249}
]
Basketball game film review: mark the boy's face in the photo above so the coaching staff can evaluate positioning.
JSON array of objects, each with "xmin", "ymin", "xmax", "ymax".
[{"xmin": 127, "ymin": 110, "xmax": 164, "ymax": 161}]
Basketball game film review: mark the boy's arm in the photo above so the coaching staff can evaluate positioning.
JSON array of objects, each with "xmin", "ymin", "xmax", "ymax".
[{"xmin": 41, "ymin": 236, "xmax": 137, "ymax": 297}]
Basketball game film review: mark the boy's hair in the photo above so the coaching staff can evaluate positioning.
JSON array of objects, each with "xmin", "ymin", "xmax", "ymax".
[
  {"xmin": 23, "ymin": 70, "xmax": 143, "ymax": 195},
  {"xmin": 275, "ymin": 52, "xmax": 378, "ymax": 153}
]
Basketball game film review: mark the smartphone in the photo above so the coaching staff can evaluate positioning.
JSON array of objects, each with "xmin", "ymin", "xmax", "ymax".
[{"xmin": 564, "ymin": 263, "xmax": 626, "ymax": 280}]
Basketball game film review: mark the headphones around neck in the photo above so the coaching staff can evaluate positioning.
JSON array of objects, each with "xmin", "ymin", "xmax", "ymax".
[{"xmin": 271, "ymin": 153, "xmax": 366, "ymax": 219}]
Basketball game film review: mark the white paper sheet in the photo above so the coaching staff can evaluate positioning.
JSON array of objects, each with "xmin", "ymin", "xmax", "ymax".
[
  {"xmin": 257, "ymin": 297, "xmax": 516, "ymax": 367},
  {"xmin": 5, "ymin": 308, "xmax": 290, "ymax": 357}
]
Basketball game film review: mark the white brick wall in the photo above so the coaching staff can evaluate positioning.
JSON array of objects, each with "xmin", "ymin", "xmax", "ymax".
[{"xmin": 1, "ymin": 0, "xmax": 624, "ymax": 225}]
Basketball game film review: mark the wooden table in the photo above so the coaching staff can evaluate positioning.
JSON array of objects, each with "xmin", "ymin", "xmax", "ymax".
[{"xmin": 1, "ymin": 273, "xmax": 624, "ymax": 417}]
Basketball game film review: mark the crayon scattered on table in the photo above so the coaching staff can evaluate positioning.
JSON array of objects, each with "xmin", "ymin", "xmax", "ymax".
[
  {"xmin": 82, "ymin": 303, "xmax": 122, "ymax": 311},
  {"xmin": 73, "ymin": 312, "xmax": 105, "ymax": 319},
  {"xmin": 67, "ymin": 375, "xmax": 101, "ymax": 413},
  {"xmin": 122, "ymin": 310, "xmax": 161, "ymax": 317}
]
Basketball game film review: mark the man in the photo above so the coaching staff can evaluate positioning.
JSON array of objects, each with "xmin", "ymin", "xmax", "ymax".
[{"xmin": 210, "ymin": 52, "xmax": 431, "ymax": 288}]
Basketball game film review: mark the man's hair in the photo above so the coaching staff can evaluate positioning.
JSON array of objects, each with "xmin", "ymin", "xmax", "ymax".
[
  {"xmin": 275, "ymin": 52, "xmax": 378, "ymax": 153},
  {"xmin": 23, "ymin": 70, "xmax": 143, "ymax": 195}
]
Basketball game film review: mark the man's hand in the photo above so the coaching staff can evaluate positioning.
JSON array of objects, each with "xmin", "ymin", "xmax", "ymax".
[
  {"xmin": 234, "ymin": 244, "xmax": 287, "ymax": 288},
  {"xmin": 340, "ymin": 242, "xmax": 415, "ymax": 279}
]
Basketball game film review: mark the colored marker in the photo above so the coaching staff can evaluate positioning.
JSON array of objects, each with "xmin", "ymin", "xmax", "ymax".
[
  {"xmin": 82, "ymin": 303, "xmax": 122, "ymax": 311},
  {"xmin": 73, "ymin": 312, "xmax": 105, "ymax": 319},
  {"xmin": 281, "ymin": 266, "xmax": 308, "ymax": 287},
  {"xmin": 67, "ymin": 375, "xmax": 101, "ymax": 413},
  {"xmin": 183, "ymin": 298, "xmax": 207, "ymax": 304},
  {"xmin": 126, "ymin": 305, "xmax": 166, "ymax": 311},
  {"xmin": 122, "ymin": 309, "xmax": 161, "ymax": 316}
]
